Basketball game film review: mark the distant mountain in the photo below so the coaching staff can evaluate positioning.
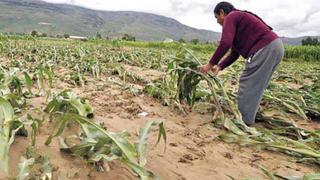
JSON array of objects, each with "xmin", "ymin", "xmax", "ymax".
[
  {"xmin": 281, "ymin": 36, "xmax": 320, "ymax": 46},
  {"xmin": 0, "ymin": 0, "xmax": 220, "ymax": 42}
]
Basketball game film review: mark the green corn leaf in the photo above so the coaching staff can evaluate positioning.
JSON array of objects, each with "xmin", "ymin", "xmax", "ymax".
[
  {"xmin": 43, "ymin": 67, "xmax": 53, "ymax": 87},
  {"xmin": 135, "ymin": 121, "xmax": 166, "ymax": 166},
  {"xmin": 0, "ymin": 97, "xmax": 14, "ymax": 174},
  {"xmin": 45, "ymin": 114, "xmax": 70, "ymax": 146},
  {"xmin": 282, "ymin": 100, "xmax": 308, "ymax": 120},
  {"xmin": 70, "ymin": 141, "xmax": 97, "ymax": 157},
  {"xmin": 46, "ymin": 113, "xmax": 137, "ymax": 163},
  {"xmin": 122, "ymin": 159, "xmax": 158, "ymax": 180},
  {"xmin": 17, "ymin": 157, "xmax": 35, "ymax": 180},
  {"xmin": 268, "ymin": 144, "xmax": 320, "ymax": 158},
  {"xmin": 45, "ymin": 90, "xmax": 93, "ymax": 118},
  {"xmin": 58, "ymin": 137, "xmax": 72, "ymax": 153},
  {"xmin": 156, "ymin": 122, "xmax": 166, "ymax": 148},
  {"xmin": 259, "ymin": 165, "xmax": 278, "ymax": 180},
  {"xmin": 39, "ymin": 156, "xmax": 53, "ymax": 180},
  {"xmin": 303, "ymin": 173, "xmax": 320, "ymax": 180},
  {"xmin": 23, "ymin": 72, "xmax": 33, "ymax": 94},
  {"xmin": 223, "ymin": 118, "xmax": 246, "ymax": 136},
  {"xmin": 167, "ymin": 61, "xmax": 174, "ymax": 70}
]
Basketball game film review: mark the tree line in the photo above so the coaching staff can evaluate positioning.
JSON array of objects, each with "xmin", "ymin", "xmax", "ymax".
[{"xmin": 301, "ymin": 37, "xmax": 320, "ymax": 46}]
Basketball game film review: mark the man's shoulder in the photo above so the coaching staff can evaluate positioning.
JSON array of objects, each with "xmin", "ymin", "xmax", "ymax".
[{"xmin": 226, "ymin": 10, "xmax": 243, "ymax": 20}]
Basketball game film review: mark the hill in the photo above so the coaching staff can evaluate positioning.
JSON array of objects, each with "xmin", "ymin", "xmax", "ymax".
[{"xmin": 0, "ymin": 0, "xmax": 220, "ymax": 42}]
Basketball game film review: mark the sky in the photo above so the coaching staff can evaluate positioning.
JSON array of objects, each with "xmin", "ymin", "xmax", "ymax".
[{"xmin": 43, "ymin": 0, "xmax": 320, "ymax": 37}]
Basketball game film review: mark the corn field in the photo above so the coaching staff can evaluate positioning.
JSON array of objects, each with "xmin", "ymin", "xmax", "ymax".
[
  {"xmin": 0, "ymin": 34, "xmax": 319, "ymax": 179},
  {"xmin": 285, "ymin": 45, "xmax": 320, "ymax": 61}
]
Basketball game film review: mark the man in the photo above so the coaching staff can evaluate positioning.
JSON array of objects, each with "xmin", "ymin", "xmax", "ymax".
[{"xmin": 200, "ymin": 1, "xmax": 284, "ymax": 125}]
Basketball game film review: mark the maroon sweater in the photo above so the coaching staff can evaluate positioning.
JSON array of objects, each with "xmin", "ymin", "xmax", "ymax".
[{"xmin": 209, "ymin": 10, "xmax": 278, "ymax": 69}]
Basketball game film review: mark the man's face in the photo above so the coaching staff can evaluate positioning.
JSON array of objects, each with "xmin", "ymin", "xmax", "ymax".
[{"xmin": 215, "ymin": 10, "xmax": 225, "ymax": 26}]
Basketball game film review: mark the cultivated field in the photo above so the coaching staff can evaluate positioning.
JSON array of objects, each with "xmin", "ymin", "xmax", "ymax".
[{"xmin": 0, "ymin": 35, "xmax": 319, "ymax": 179}]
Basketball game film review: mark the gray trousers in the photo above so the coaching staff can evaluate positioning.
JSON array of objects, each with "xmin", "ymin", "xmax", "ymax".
[{"xmin": 237, "ymin": 38, "xmax": 284, "ymax": 125}]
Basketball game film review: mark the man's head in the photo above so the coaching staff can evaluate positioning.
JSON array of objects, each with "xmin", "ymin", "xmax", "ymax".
[{"xmin": 214, "ymin": 1, "xmax": 235, "ymax": 26}]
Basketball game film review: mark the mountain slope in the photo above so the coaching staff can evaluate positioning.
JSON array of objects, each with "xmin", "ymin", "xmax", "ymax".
[{"xmin": 0, "ymin": 0, "xmax": 220, "ymax": 42}]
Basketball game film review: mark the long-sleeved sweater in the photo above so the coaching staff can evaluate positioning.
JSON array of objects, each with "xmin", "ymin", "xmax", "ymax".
[{"xmin": 209, "ymin": 10, "xmax": 278, "ymax": 69}]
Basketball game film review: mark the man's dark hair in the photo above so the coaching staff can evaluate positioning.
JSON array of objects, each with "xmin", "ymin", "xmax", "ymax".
[
  {"xmin": 214, "ymin": 1, "xmax": 273, "ymax": 30},
  {"xmin": 214, "ymin": 1, "xmax": 235, "ymax": 15}
]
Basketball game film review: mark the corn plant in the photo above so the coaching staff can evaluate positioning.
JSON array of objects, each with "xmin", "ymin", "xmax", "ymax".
[
  {"xmin": 46, "ymin": 113, "xmax": 166, "ymax": 180},
  {"xmin": 43, "ymin": 89, "xmax": 166, "ymax": 179},
  {"xmin": 18, "ymin": 156, "xmax": 35, "ymax": 180},
  {"xmin": 285, "ymin": 45, "xmax": 320, "ymax": 62},
  {"xmin": 35, "ymin": 63, "xmax": 53, "ymax": 97},
  {"xmin": 17, "ymin": 146, "xmax": 53, "ymax": 180},
  {"xmin": 0, "ymin": 97, "xmax": 25, "ymax": 174},
  {"xmin": 44, "ymin": 90, "xmax": 93, "ymax": 118}
]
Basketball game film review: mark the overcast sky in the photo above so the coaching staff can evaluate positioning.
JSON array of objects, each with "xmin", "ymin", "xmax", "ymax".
[{"xmin": 43, "ymin": 0, "xmax": 320, "ymax": 37}]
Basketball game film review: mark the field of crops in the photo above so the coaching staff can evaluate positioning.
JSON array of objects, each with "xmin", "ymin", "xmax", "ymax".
[{"xmin": 0, "ymin": 35, "xmax": 319, "ymax": 179}]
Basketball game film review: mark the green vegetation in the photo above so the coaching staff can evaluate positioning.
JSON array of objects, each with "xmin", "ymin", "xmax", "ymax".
[
  {"xmin": 122, "ymin": 34, "xmax": 136, "ymax": 41},
  {"xmin": 285, "ymin": 45, "xmax": 320, "ymax": 61}
]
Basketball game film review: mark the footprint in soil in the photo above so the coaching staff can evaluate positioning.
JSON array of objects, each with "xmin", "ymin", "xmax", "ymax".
[
  {"xmin": 178, "ymin": 153, "xmax": 198, "ymax": 164},
  {"xmin": 224, "ymin": 152, "xmax": 233, "ymax": 159},
  {"xmin": 182, "ymin": 128, "xmax": 201, "ymax": 138},
  {"xmin": 124, "ymin": 101, "xmax": 142, "ymax": 114},
  {"xmin": 186, "ymin": 145, "xmax": 206, "ymax": 160},
  {"xmin": 169, "ymin": 142, "xmax": 178, "ymax": 147}
]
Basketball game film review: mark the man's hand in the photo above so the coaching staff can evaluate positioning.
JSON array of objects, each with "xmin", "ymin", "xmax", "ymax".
[
  {"xmin": 199, "ymin": 63, "xmax": 221, "ymax": 75},
  {"xmin": 199, "ymin": 63, "xmax": 213, "ymax": 74},
  {"xmin": 211, "ymin": 65, "xmax": 221, "ymax": 75}
]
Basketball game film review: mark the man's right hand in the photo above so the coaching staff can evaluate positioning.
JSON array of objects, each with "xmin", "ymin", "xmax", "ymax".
[
  {"xmin": 211, "ymin": 65, "xmax": 221, "ymax": 75},
  {"xmin": 199, "ymin": 64, "xmax": 221, "ymax": 75}
]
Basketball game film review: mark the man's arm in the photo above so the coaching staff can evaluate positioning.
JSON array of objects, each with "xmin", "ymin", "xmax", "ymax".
[
  {"xmin": 209, "ymin": 14, "xmax": 237, "ymax": 65},
  {"xmin": 218, "ymin": 49, "xmax": 240, "ymax": 70}
]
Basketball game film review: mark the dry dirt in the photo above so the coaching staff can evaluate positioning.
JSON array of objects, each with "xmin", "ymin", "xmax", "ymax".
[{"xmin": 1, "ymin": 64, "xmax": 319, "ymax": 180}]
